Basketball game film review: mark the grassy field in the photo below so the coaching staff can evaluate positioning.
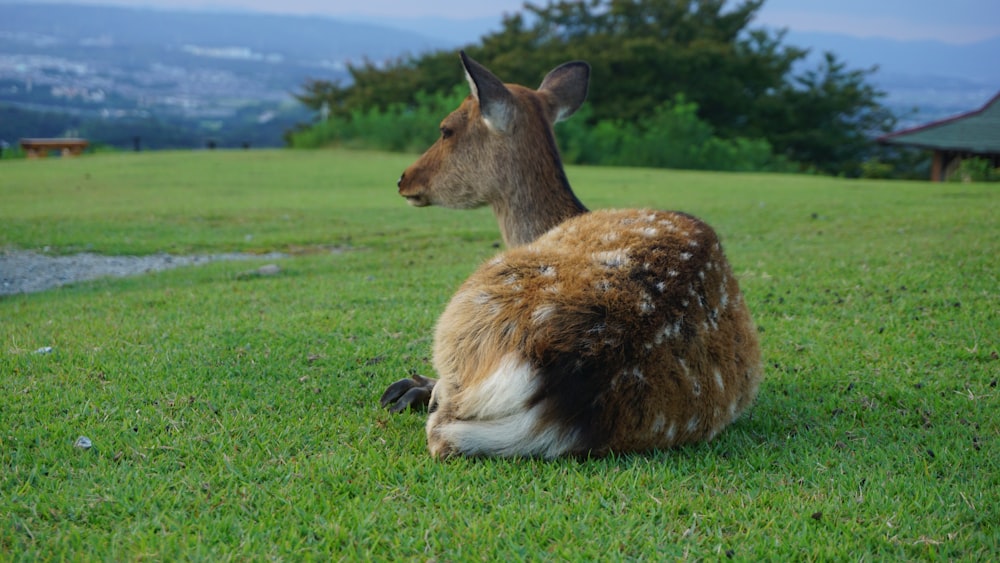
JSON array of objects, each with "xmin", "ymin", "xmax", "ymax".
[{"xmin": 1, "ymin": 149, "xmax": 997, "ymax": 560}]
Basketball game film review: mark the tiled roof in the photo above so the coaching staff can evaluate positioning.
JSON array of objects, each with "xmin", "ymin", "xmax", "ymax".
[{"xmin": 878, "ymin": 91, "xmax": 1000, "ymax": 153}]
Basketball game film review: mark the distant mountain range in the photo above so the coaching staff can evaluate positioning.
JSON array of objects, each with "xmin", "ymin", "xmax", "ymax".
[{"xmin": 1, "ymin": 1, "xmax": 997, "ymax": 146}]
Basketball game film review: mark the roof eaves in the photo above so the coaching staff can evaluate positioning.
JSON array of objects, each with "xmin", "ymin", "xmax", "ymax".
[{"xmin": 876, "ymin": 90, "xmax": 1000, "ymax": 144}]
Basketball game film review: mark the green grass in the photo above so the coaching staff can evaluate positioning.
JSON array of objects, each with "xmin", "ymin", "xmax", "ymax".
[{"xmin": 2, "ymin": 149, "xmax": 997, "ymax": 560}]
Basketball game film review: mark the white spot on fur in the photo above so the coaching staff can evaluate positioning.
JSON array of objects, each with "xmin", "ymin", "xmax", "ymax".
[
  {"xmin": 600, "ymin": 232, "xmax": 620, "ymax": 244},
  {"xmin": 593, "ymin": 249, "xmax": 630, "ymax": 268},
  {"xmin": 639, "ymin": 227, "xmax": 658, "ymax": 237},
  {"xmin": 680, "ymin": 252, "xmax": 692, "ymax": 261},
  {"xmin": 658, "ymin": 321, "xmax": 681, "ymax": 344},
  {"xmin": 488, "ymin": 256, "xmax": 505, "ymax": 267},
  {"xmin": 630, "ymin": 366, "xmax": 645, "ymax": 382},
  {"xmin": 686, "ymin": 416, "xmax": 700, "ymax": 434},
  {"xmin": 714, "ymin": 369, "xmax": 725, "ymax": 391},
  {"xmin": 594, "ymin": 279, "xmax": 612, "ymax": 292},
  {"xmin": 651, "ymin": 413, "xmax": 666, "ymax": 434},
  {"xmin": 665, "ymin": 422, "xmax": 677, "ymax": 442},
  {"xmin": 656, "ymin": 281, "xmax": 667, "ymax": 293},
  {"xmin": 688, "ymin": 239, "xmax": 699, "ymax": 247},
  {"xmin": 539, "ymin": 265, "xmax": 556, "ymax": 278},
  {"xmin": 638, "ymin": 293, "xmax": 654, "ymax": 314},
  {"xmin": 643, "ymin": 213, "xmax": 657, "ymax": 223},
  {"xmin": 668, "ymin": 270, "xmax": 679, "ymax": 277},
  {"xmin": 720, "ymin": 288, "xmax": 730, "ymax": 310}
]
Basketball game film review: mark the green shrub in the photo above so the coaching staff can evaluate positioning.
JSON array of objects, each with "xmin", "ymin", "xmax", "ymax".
[
  {"xmin": 558, "ymin": 96, "xmax": 792, "ymax": 172},
  {"xmin": 291, "ymin": 91, "xmax": 793, "ymax": 173},
  {"xmin": 949, "ymin": 157, "xmax": 1000, "ymax": 182},
  {"xmin": 288, "ymin": 88, "xmax": 466, "ymax": 152}
]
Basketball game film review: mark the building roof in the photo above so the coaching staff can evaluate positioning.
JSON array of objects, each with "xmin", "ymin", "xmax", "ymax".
[{"xmin": 878, "ymin": 91, "xmax": 1000, "ymax": 154}]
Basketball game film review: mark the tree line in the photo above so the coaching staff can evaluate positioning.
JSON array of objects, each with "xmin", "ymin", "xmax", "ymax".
[{"xmin": 290, "ymin": 0, "xmax": 919, "ymax": 177}]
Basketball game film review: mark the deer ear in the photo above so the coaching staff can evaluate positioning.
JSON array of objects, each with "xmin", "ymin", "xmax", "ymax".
[
  {"xmin": 538, "ymin": 61, "xmax": 590, "ymax": 122},
  {"xmin": 461, "ymin": 51, "xmax": 516, "ymax": 132}
]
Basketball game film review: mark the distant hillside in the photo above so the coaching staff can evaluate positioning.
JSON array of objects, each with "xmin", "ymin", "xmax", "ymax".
[
  {"xmin": 0, "ymin": 2, "xmax": 452, "ymax": 148},
  {"xmin": 2, "ymin": 3, "xmax": 449, "ymax": 63}
]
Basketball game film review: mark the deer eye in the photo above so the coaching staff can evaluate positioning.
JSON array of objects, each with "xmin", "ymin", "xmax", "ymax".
[{"xmin": 440, "ymin": 126, "xmax": 454, "ymax": 139}]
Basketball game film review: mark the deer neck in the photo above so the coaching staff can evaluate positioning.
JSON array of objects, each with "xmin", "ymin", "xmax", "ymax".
[{"xmin": 491, "ymin": 143, "xmax": 588, "ymax": 247}]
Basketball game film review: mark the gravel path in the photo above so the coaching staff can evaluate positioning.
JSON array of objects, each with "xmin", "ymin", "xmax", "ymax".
[{"xmin": 0, "ymin": 250, "xmax": 288, "ymax": 296}]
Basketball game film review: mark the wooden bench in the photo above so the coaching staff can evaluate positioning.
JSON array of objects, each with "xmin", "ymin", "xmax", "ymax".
[{"xmin": 19, "ymin": 138, "xmax": 90, "ymax": 159}]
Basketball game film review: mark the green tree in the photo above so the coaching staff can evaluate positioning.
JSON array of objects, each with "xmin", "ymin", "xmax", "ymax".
[
  {"xmin": 294, "ymin": 0, "xmax": 895, "ymax": 176},
  {"xmin": 750, "ymin": 52, "xmax": 897, "ymax": 175}
]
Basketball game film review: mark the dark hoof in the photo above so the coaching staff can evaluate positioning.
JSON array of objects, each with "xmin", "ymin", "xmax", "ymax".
[{"xmin": 380, "ymin": 373, "xmax": 436, "ymax": 413}]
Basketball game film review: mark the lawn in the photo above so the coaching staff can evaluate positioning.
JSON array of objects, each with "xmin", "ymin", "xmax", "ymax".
[{"xmin": 1, "ymin": 149, "xmax": 997, "ymax": 560}]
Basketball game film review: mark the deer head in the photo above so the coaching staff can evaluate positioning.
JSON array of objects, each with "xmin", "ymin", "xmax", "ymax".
[{"xmin": 397, "ymin": 52, "xmax": 591, "ymax": 246}]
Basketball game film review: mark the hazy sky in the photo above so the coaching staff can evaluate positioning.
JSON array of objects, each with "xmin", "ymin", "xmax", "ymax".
[{"xmin": 19, "ymin": 0, "xmax": 1000, "ymax": 44}]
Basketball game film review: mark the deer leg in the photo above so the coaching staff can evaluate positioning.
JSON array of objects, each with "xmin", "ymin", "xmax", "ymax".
[{"xmin": 380, "ymin": 373, "xmax": 437, "ymax": 413}]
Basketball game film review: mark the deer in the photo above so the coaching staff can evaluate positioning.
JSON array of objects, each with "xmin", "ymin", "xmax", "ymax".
[{"xmin": 380, "ymin": 52, "xmax": 763, "ymax": 459}]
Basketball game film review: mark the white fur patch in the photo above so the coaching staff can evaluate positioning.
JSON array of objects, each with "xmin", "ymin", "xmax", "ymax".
[
  {"xmin": 434, "ymin": 404, "xmax": 580, "ymax": 458},
  {"xmin": 651, "ymin": 413, "xmax": 666, "ymax": 434},
  {"xmin": 665, "ymin": 422, "xmax": 678, "ymax": 442},
  {"xmin": 454, "ymin": 353, "xmax": 535, "ymax": 420},
  {"xmin": 686, "ymin": 415, "xmax": 700, "ymax": 434},
  {"xmin": 600, "ymin": 232, "xmax": 620, "ymax": 244},
  {"xmin": 593, "ymin": 249, "xmax": 630, "ymax": 268},
  {"xmin": 638, "ymin": 293, "xmax": 655, "ymax": 314}
]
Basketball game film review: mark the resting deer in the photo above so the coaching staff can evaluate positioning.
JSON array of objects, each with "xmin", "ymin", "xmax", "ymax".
[{"xmin": 380, "ymin": 52, "xmax": 763, "ymax": 458}]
